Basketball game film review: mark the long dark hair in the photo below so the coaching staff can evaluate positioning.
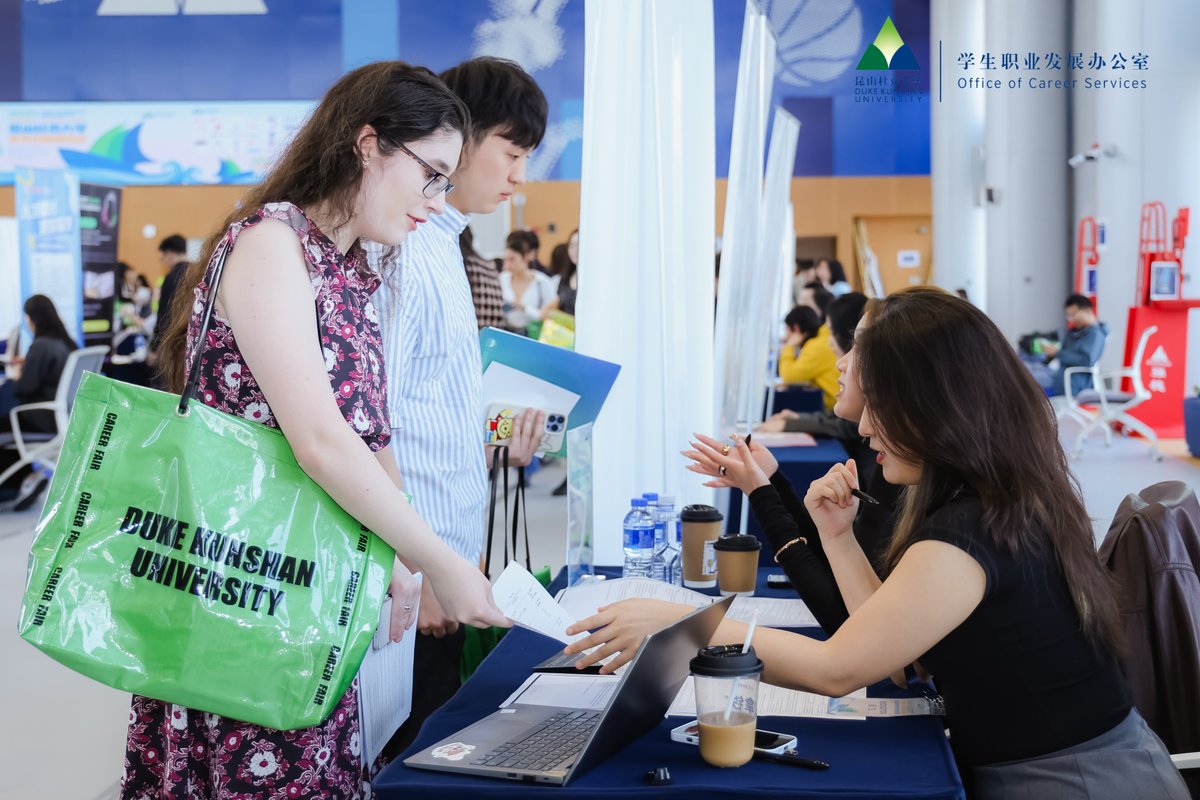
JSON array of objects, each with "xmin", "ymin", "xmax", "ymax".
[
  {"xmin": 157, "ymin": 61, "xmax": 470, "ymax": 392},
  {"xmin": 23, "ymin": 294, "xmax": 75, "ymax": 349},
  {"xmin": 549, "ymin": 243, "xmax": 576, "ymax": 283},
  {"xmin": 857, "ymin": 287, "xmax": 1122, "ymax": 655}
]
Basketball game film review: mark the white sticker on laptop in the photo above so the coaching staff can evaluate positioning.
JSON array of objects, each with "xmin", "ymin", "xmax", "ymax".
[{"xmin": 431, "ymin": 742, "xmax": 476, "ymax": 761}]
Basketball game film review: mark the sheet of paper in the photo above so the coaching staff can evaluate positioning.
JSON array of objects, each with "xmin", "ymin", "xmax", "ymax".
[
  {"xmin": 558, "ymin": 578, "xmax": 818, "ymax": 630},
  {"xmin": 493, "ymin": 562, "xmax": 585, "ymax": 644},
  {"xmin": 501, "ymin": 673, "xmax": 623, "ymax": 712},
  {"xmin": 666, "ymin": 678, "xmax": 867, "ymax": 720},
  {"xmin": 359, "ymin": 574, "xmax": 422, "ymax": 765},
  {"xmin": 556, "ymin": 578, "xmax": 709, "ymax": 622},
  {"xmin": 729, "ymin": 597, "xmax": 819, "ymax": 628},
  {"xmin": 747, "ymin": 431, "xmax": 817, "ymax": 448},
  {"xmin": 481, "ymin": 361, "xmax": 581, "ymax": 421}
]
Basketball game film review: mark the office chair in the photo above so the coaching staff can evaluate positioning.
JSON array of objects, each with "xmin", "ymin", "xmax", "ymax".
[{"xmin": 1063, "ymin": 325, "xmax": 1160, "ymax": 460}]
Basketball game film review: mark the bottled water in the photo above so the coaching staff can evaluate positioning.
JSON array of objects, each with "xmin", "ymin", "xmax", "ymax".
[
  {"xmin": 667, "ymin": 517, "xmax": 684, "ymax": 585},
  {"xmin": 622, "ymin": 498, "xmax": 654, "ymax": 578},
  {"xmin": 649, "ymin": 494, "xmax": 676, "ymax": 582}
]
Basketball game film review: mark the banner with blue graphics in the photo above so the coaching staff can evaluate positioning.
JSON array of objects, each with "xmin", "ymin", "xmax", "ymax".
[
  {"xmin": 6, "ymin": 0, "xmax": 930, "ymax": 183},
  {"xmin": 15, "ymin": 169, "xmax": 84, "ymax": 347}
]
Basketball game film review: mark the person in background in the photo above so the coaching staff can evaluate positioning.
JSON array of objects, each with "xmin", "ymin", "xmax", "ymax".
[
  {"xmin": 777, "ymin": 304, "xmax": 839, "ymax": 410},
  {"xmin": 704, "ymin": 293, "xmax": 902, "ymax": 632},
  {"xmin": 567, "ymin": 288, "xmax": 1188, "ymax": 800},
  {"xmin": 368, "ymin": 56, "xmax": 549, "ymax": 758},
  {"xmin": 133, "ymin": 273, "xmax": 153, "ymax": 320},
  {"xmin": 500, "ymin": 229, "xmax": 556, "ymax": 333},
  {"xmin": 543, "ymin": 229, "xmax": 580, "ymax": 497},
  {"xmin": 792, "ymin": 258, "xmax": 817, "ymax": 306},
  {"xmin": 459, "ymin": 227, "xmax": 505, "ymax": 330},
  {"xmin": 525, "ymin": 228, "xmax": 549, "ymax": 275},
  {"xmin": 543, "ymin": 228, "xmax": 578, "ymax": 318},
  {"xmin": 0, "ymin": 294, "xmax": 75, "ymax": 435},
  {"xmin": 130, "ymin": 61, "xmax": 510, "ymax": 799},
  {"xmin": 1042, "ymin": 293, "xmax": 1108, "ymax": 396},
  {"xmin": 817, "ymin": 257, "xmax": 852, "ymax": 296},
  {"xmin": 760, "ymin": 292, "xmax": 868, "ymax": 435},
  {"xmin": 148, "ymin": 234, "xmax": 189, "ymax": 373},
  {"xmin": 799, "ymin": 279, "xmax": 834, "ymax": 321}
]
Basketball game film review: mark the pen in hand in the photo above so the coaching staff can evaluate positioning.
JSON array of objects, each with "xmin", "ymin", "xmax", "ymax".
[{"xmin": 850, "ymin": 488, "xmax": 879, "ymax": 506}]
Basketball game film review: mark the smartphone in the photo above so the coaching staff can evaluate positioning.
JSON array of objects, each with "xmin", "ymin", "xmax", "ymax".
[
  {"xmin": 483, "ymin": 403, "xmax": 567, "ymax": 454},
  {"xmin": 669, "ymin": 720, "xmax": 797, "ymax": 755},
  {"xmin": 766, "ymin": 573, "xmax": 792, "ymax": 588}
]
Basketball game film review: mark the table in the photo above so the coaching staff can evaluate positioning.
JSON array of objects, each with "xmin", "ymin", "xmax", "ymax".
[
  {"xmin": 374, "ymin": 569, "xmax": 964, "ymax": 799},
  {"xmin": 770, "ymin": 385, "xmax": 825, "ymax": 415},
  {"xmin": 727, "ymin": 438, "xmax": 847, "ymax": 563}
]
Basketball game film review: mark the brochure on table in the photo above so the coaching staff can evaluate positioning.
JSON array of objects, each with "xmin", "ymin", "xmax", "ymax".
[{"xmin": 480, "ymin": 327, "xmax": 621, "ymax": 458}]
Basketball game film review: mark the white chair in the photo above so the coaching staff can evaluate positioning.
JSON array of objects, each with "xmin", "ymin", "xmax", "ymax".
[
  {"xmin": 1064, "ymin": 325, "xmax": 1160, "ymax": 460},
  {"xmin": 0, "ymin": 345, "xmax": 109, "ymax": 489}
]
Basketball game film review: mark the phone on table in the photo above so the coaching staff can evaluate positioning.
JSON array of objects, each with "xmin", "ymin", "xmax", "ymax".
[
  {"xmin": 484, "ymin": 403, "xmax": 567, "ymax": 454},
  {"xmin": 669, "ymin": 720, "xmax": 797, "ymax": 755}
]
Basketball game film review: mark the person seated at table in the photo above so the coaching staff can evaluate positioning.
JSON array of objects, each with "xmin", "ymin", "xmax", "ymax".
[
  {"xmin": 798, "ymin": 279, "xmax": 833, "ymax": 321},
  {"xmin": 816, "ymin": 257, "xmax": 852, "ymax": 297},
  {"xmin": 1041, "ymin": 293, "xmax": 1107, "ymax": 396},
  {"xmin": 777, "ymin": 305, "xmax": 839, "ymax": 410},
  {"xmin": 0, "ymin": 294, "xmax": 76, "ymax": 435},
  {"xmin": 706, "ymin": 293, "xmax": 901, "ymax": 632},
  {"xmin": 566, "ymin": 287, "xmax": 1188, "ymax": 800},
  {"xmin": 760, "ymin": 292, "xmax": 866, "ymax": 436}
]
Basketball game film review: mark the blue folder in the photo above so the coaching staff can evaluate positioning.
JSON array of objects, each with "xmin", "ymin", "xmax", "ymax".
[{"xmin": 479, "ymin": 327, "xmax": 621, "ymax": 457}]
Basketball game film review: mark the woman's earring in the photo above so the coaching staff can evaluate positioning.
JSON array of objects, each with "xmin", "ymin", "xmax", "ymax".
[{"xmin": 361, "ymin": 156, "xmax": 369, "ymax": 168}]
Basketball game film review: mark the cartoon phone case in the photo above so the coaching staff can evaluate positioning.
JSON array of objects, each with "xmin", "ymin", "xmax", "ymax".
[{"xmin": 484, "ymin": 403, "xmax": 567, "ymax": 454}]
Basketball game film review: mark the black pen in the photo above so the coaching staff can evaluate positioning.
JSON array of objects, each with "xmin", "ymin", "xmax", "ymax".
[
  {"xmin": 851, "ymin": 488, "xmax": 879, "ymax": 505},
  {"xmin": 754, "ymin": 749, "xmax": 830, "ymax": 770}
]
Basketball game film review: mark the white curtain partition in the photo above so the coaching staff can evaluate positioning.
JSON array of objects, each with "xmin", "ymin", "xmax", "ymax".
[
  {"xmin": 747, "ymin": 109, "xmax": 801, "ymax": 428},
  {"xmin": 576, "ymin": 0, "xmax": 716, "ymax": 567},
  {"xmin": 714, "ymin": 0, "xmax": 776, "ymax": 434}
]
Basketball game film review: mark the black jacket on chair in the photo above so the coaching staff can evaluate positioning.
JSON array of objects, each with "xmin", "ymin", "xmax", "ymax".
[{"xmin": 1099, "ymin": 481, "xmax": 1200, "ymax": 794}]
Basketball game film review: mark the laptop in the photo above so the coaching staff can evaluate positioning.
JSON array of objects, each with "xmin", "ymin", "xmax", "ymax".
[{"xmin": 405, "ymin": 594, "xmax": 734, "ymax": 785}]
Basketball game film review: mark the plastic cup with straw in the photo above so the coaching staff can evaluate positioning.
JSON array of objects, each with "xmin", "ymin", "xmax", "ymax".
[{"xmin": 722, "ymin": 610, "xmax": 759, "ymax": 721}]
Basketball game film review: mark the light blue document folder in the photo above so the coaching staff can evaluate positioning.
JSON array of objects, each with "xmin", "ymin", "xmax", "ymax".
[{"xmin": 479, "ymin": 327, "xmax": 621, "ymax": 457}]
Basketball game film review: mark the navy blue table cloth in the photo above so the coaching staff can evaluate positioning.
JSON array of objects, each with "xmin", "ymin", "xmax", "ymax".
[{"xmin": 374, "ymin": 569, "xmax": 964, "ymax": 799}]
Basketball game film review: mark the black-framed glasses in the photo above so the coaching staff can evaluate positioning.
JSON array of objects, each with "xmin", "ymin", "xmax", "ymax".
[{"xmin": 395, "ymin": 142, "xmax": 454, "ymax": 198}]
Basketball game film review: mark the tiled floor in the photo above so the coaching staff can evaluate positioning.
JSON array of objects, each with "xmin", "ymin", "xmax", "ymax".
[{"xmin": 1, "ymin": 434, "xmax": 1196, "ymax": 799}]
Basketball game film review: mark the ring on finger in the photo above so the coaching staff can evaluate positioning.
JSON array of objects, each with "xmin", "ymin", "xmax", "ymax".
[
  {"xmin": 721, "ymin": 444, "xmax": 732, "ymax": 456},
  {"xmin": 719, "ymin": 466, "xmax": 728, "ymax": 476}
]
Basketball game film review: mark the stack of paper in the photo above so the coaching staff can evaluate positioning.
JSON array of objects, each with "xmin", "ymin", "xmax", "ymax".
[
  {"xmin": 556, "ymin": 577, "xmax": 819, "ymax": 629},
  {"xmin": 359, "ymin": 576, "xmax": 422, "ymax": 764},
  {"xmin": 667, "ymin": 678, "xmax": 867, "ymax": 721}
]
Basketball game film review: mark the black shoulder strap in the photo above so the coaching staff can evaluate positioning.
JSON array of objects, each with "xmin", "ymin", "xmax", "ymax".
[
  {"xmin": 512, "ymin": 466, "xmax": 532, "ymax": 572},
  {"xmin": 178, "ymin": 234, "xmax": 233, "ymax": 416},
  {"xmin": 484, "ymin": 445, "xmax": 510, "ymax": 580}
]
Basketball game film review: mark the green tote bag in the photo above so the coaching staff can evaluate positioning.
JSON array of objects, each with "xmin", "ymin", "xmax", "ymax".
[{"xmin": 17, "ymin": 238, "xmax": 395, "ymax": 730}]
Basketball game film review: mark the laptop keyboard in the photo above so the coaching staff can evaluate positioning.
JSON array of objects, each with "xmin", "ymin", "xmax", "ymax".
[{"xmin": 476, "ymin": 710, "xmax": 601, "ymax": 772}]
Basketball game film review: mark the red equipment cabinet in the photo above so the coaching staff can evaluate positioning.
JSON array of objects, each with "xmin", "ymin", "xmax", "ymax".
[
  {"xmin": 1124, "ymin": 203, "xmax": 1195, "ymax": 438},
  {"xmin": 1075, "ymin": 216, "xmax": 1100, "ymax": 315}
]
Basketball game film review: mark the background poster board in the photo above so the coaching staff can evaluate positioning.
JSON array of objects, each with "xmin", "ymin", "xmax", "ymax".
[
  {"xmin": 79, "ymin": 182, "xmax": 121, "ymax": 349},
  {"xmin": 15, "ymin": 168, "xmax": 83, "ymax": 346}
]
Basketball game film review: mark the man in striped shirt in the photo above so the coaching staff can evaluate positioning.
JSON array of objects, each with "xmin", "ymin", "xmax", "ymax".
[{"xmin": 371, "ymin": 57, "xmax": 549, "ymax": 754}]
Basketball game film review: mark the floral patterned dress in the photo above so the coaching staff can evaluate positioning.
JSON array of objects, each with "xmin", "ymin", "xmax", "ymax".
[{"xmin": 121, "ymin": 203, "xmax": 391, "ymax": 800}]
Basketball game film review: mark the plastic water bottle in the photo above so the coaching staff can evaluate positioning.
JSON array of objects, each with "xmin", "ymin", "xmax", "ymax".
[
  {"xmin": 667, "ymin": 517, "xmax": 684, "ymax": 585},
  {"xmin": 649, "ymin": 495, "xmax": 676, "ymax": 582},
  {"xmin": 622, "ymin": 498, "xmax": 654, "ymax": 578}
]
